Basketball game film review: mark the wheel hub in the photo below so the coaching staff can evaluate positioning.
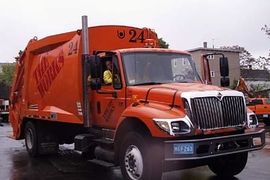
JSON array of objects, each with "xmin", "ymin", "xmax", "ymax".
[
  {"xmin": 26, "ymin": 129, "xmax": 33, "ymax": 149},
  {"xmin": 124, "ymin": 145, "xmax": 143, "ymax": 180}
]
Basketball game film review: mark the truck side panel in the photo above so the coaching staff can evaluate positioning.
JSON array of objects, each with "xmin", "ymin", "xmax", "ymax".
[
  {"xmin": 9, "ymin": 25, "xmax": 158, "ymax": 139},
  {"xmin": 26, "ymin": 34, "xmax": 83, "ymax": 122}
]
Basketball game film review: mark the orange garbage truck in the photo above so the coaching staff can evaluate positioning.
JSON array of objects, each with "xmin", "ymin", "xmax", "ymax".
[{"xmin": 9, "ymin": 16, "xmax": 265, "ymax": 179}]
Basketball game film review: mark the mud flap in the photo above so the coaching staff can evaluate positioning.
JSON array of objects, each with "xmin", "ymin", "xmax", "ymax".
[
  {"xmin": 38, "ymin": 142, "xmax": 59, "ymax": 154},
  {"xmin": 37, "ymin": 122, "xmax": 59, "ymax": 155}
]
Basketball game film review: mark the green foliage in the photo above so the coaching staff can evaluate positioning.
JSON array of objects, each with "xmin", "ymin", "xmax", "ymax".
[
  {"xmin": 230, "ymin": 78, "xmax": 238, "ymax": 89},
  {"xmin": 158, "ymin": 38, "xmax": 169, "ymax": 48},
  {"xmin": 0, "ymin": 64, "xmax": 16, "ymax": 87},
  {"xmin": 249, "ymin": 83, "xmax": 268, "ymax": 92}
]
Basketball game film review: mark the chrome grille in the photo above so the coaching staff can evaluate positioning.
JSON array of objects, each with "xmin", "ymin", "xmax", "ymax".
[{"xmin": 190, "ymin": 96, "xmax": 246, "ymax": 129}]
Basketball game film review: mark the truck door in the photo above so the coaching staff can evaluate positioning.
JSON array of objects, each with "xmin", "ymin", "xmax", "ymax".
[
  {"xmin": 91, "ymin": 55, "xmax": 125, "ymax": 128},
  {"xmin": 259, "ymin": 98, "xmax": 270, "ymax": 117},
  {"xmin": 246, "ymin": 99, "xmax": 256, "ymax": 112}
]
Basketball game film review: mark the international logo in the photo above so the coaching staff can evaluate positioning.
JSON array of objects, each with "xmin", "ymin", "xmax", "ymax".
[{"xmin": 216, "ymin": 92, "xmax": 223, "ymax": 101}]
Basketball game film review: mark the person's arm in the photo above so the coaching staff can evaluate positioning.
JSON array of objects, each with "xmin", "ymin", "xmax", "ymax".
[{"xmin": 103, "ymin": 70, "xmax": 112, "ymax": 84}]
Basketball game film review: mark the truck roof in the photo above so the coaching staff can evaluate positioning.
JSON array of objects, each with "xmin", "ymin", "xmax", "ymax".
[
  {"xmin": 24, "ymin": 25, "xmax": 159, "ymax": 56},
  {"xmin": 116, "ymin": 47, "xmax": 191, "ymax": 55}
]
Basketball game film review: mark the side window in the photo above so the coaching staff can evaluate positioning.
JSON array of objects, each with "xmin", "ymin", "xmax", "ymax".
[
  {"xmin": 100, "ymin": 56, "xmax": 122, "ymax": 89},
  {"xmin": 210, "ymin": 71, "xmax": 215, "ymax": 77},
  {"xmin": 246, "ymin": 101, "xmax": 254, "ymax": 106},
  {"xmin": 101, "ymin": 59, "xmax": 110, "ymax": 85},
  {"xmin": 112, "ymin": 56, "xmax": 122, "ymax": 89},
  {"xmin": 265, "ymin": 98, "xmax": 270, "ymax": 104},
  {"xmin": 253, "ymin": 100, "xmax": 263, "ymax": 105},
  {"xmin": 208, "ymin": 54, "xmax": 214, "ymax": 59}
]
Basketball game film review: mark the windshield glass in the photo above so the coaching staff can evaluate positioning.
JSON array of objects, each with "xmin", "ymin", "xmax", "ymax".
[{"xmin": 122, "ymin": 52, "xmax": 202, "ymax": 85}]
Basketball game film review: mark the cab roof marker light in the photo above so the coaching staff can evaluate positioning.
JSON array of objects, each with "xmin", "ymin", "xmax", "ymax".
[{"xmin": 144, "ymin": 39, "xmax": 156, "ymax": 48}]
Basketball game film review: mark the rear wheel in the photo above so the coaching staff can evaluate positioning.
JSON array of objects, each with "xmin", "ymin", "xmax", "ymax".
[
  {"xmin": 263, "ymin": 118, "xmax": 270, "ymax": 126},
  {"xmin": 208, "ymin": 152, "xmax": 248, "ymax": 177},
  {"xmin": 1, "ymin": 114, "xmax": 9, "ymax": 122},
  {"xmin": 25, "ymin": 121, "xmax": 39, "ymax": 157},
  {"xmin": 119, "ymin": 132, "xmax": 163, "ymax": 180}
]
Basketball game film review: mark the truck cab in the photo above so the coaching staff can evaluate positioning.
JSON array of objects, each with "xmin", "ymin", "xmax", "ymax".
[{"xmin": 88, "ymin": 48, "xmax": 203, "ymax": 130}]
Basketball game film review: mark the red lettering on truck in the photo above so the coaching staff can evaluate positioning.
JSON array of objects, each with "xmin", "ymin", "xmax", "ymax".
[{"xmin": 33, "ymin": 51, "xmax": 64, "ymax": 97}]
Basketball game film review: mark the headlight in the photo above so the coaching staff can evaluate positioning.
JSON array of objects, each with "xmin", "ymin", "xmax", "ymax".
[
  {"xmin": 154, "ymin": 121, "xmax": 170, "ymax": 132},
  {"xmin": 153, "ymin": 118, "xmax": 192, "ymax": 136},
  {"xmin": 171, "ymin": 121, "xmax": 190, "ymax": 133},
  {"xmin": 247, "ymin": 113, "xmax": 258, "ymax": 128},
  {"xmin": 171, "ymin": 122, "xmax": 180, "ymax": 131}
]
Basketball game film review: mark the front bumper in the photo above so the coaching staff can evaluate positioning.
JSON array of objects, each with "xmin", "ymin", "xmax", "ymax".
[{"xmin": 164, "ymin": 128, "xmax": 265, "ymax": 161}]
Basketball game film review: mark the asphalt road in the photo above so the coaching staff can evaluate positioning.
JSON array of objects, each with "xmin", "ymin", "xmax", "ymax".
[{"xmin": 0, "ymin": 122, "xmax": 269, "ymax": 180}]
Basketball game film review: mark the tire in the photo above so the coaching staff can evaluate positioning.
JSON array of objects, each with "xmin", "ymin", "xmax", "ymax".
[
  {"xmin": 1, "ymin": 114, "xmax": 8, "ymax": 123},
  {"xmin": 263, "ymin": 119, "xmax": 270, "ymax": 126},
  {"xmin": 119, "ymin": 132, "xmax": 162, "ymax": 180},
  {"xmin": 208, "ymin": 152, "xmax": 248, "ymax": 177},
  {"xmin": 25, "ymin": 121, "xmax": 39, "ymax": 157}
]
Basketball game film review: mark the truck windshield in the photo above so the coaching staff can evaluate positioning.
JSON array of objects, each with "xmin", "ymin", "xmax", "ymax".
[{"xmin": 122, "ymin": 52, "xmax": 202, "ymax": 86}]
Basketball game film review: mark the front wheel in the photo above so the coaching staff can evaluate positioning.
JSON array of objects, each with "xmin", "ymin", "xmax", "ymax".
[
  {"xmin": 208, "ymin": 152, "xmax": 248, "ymax": 177},
  {"xmin": 25, "ymin": 121, "xmax": 39, "ymax": 157},
  {"xmin": 119, "ymin": 132, "xmax": 163, "ymax": 180}
]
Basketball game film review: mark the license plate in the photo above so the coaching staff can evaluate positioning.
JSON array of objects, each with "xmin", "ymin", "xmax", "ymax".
[
  {"xmin": 174, "ymin": 143, "xmax": 194, "ymax": 154},
  {"xmin": 263, "ymin": 114, "xmax": 268, "ymax": 118}
]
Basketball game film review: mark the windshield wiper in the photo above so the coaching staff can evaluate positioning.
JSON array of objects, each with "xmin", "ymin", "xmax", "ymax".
[
  {"xmin": 175, "ymin": 80, "xmax": 190, "ymax": 83},
  {"xmin": 133, "ymin": 82, "xmax": 162, "ymax": 86}
]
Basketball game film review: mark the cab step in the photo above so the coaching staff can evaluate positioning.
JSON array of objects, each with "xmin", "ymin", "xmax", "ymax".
[
  {"xmin": 88, "ymin": 159, "xmax": 115, "ymax": 168},
  {"xmin": 93, "ymin": 138, "xmax": 114, "ymax": 147}
]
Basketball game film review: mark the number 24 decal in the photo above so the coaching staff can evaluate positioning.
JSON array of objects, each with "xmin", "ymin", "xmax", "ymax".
[
  {"xmin": 129, "ymin": 29, "xmax": 145, "ymax": 43},
  {"xmin": 68, "ymin": 41, "xmax": 78, "ymax": 56}
]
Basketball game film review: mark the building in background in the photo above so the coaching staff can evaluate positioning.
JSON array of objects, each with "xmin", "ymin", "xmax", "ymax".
[
  {"xmin": 188, "ymin": 42, "xmax": 241, "ymax": 87},
  {"xmin": 240, "ymin": 68, "xmax": 270, "ymax": 97}
]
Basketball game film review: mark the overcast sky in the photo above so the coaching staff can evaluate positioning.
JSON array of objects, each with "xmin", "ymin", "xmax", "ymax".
[{"xmin": 1, "ymin": 0, "xmax": 270, "ymax": 63}]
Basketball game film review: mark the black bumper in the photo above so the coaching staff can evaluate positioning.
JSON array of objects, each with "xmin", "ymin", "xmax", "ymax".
[{"xmin": 164, "ymin": 129, "xmax": 266, "ymax": 161}]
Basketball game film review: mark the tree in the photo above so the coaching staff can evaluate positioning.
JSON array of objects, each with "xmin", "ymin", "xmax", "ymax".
[
  {"xmin": 249, "ymin": 83, "xmax": 268, "ymax": 92},
  {"xmin": 260, "ymin": 25, "xmax": 270, "ymax": 68},
  {"xmin": 158, "ymin": 38, "xmax": 169, "ymax": 48},
  {"xmin": 0, "ymin": 64, "xmax": 16, "ymax": 87},
  {"xmin": 219, "ymin": 45, "xmax": 270, "ymax": 69},
  {"xmin": 261, "ymin": 25, "xmax": 270, "ymax": 38},
  {"xmin": 255, "ymin": 56, "xmax": 270, "ymax": 70}
]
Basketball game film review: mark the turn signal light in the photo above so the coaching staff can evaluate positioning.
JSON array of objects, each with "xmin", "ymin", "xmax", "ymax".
[{"xmin": 132, "ymin": 95, "xmax": 140, "ymax": 106}]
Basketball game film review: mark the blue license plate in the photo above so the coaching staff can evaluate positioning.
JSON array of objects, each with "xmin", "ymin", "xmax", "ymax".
[{"xmin": 174, "ymin": 143, "xmax": 194, "ymax": 154}]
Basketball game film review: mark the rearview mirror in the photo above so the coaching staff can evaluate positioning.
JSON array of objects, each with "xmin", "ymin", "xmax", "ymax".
[
  {"xmin": 220, "ymin": 77, "xmax": 230, "ymax": 87},
  {"xmin": 220, "ymin": 57, "xmax": 229, "ymax": 77},
  {"xmin": 90, "ymin": 56, "xmax": 101, "ymax": 79}
]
